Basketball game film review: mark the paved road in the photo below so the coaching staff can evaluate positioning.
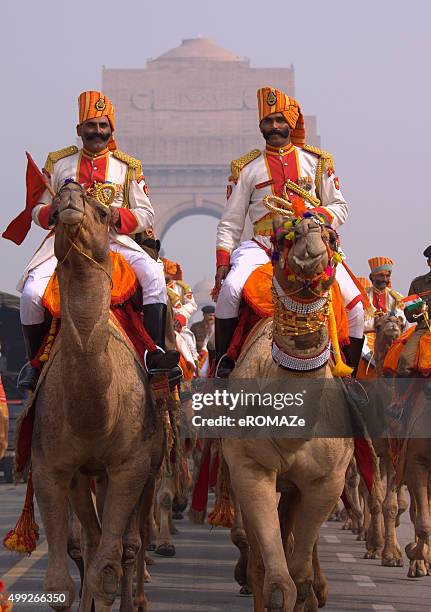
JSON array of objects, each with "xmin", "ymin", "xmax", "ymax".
[{"xmin": 1, "ymin": 482, "xmax": 431, "ymax": 611}]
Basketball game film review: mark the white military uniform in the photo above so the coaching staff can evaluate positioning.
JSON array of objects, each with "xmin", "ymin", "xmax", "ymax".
[
  {"xmin": 215, "ymin": 144, "xmax": 364, "ymax": 337},
  {"xmin": 18, "ymin": 146, "xmax": 167, "ymax": 325}
]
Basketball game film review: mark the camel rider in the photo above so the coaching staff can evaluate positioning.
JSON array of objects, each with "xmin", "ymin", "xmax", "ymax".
[
  {"xmin": 16, "ymin": 90, "xmax": 179, "ymax": 389},
  {"xmin": 397, "ymin": 246, "xmax": 431, "ymax": 378},
  {"xmin": 362, "ymin": 257, "xmax": 405, "ymax": 363},
  {"xmin": 213, "ymin": 86, "xmax": 364, "ymax": 377}
]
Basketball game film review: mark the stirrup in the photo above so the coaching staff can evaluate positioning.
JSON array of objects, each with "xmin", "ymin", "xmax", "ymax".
[
  {"xmin": 17, "ymin": 362, "xmax": 40, "ymax": 391},
  {"xmin": 144, "ymin": 346, "xmax": 183, "ymax": 392},
  {"xmin": 215, "ymin": 353, "xmax": 235, "ymax": 379}
]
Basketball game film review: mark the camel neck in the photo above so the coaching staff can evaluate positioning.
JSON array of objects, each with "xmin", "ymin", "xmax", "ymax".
[
  {"xmin": 58, "ymin": 258, "xmax": 114, "ymax": 432},
  {"xmin": 271, "ymin": 274, "xmax": 331, "ymax": 370}
]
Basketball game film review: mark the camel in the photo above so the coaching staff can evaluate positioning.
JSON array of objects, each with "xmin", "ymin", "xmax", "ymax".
[
  {"xmin": 343, "ymin": 314, "xmax": 408, "ymax": 565},
  {"xmin": 222, "ymin": 211, "xmax": 355, "ymax": 612},
  {"xmin": 31, "ymin": 182, "xmax": 165, "ymax": 611}
]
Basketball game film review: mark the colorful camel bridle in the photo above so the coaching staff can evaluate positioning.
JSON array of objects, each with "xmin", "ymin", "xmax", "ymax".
[
  {"xmin": 263, "ymin": 193, "xmax": 350, "ymax": 374},
  {"xmin": 54, "ymin": 181, "xmax": 114, "ymax": 288}
]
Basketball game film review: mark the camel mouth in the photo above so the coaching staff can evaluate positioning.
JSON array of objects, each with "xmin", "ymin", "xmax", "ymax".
[{"xmin": 59, "ymin": 209, "xmax": 84, "ymax": 225}]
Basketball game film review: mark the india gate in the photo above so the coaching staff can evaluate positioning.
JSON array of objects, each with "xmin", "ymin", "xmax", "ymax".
[{"xmin": 102, "ymin": 37, "xmax": 320, "ymax": 242}]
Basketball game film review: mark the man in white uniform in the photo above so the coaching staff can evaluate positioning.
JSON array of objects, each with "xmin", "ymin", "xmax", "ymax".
[
  {"xmin": 213, "ymin": 86, "xmax": 364, "ymax": 376},
  {"xmin": 15, "ymin": 90, "xmax": 179, "ymax": 388}
]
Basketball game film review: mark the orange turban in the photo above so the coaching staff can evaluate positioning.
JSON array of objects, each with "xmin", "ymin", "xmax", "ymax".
[
  {"xmin": 78, "ymin": 90, "xmax": 117, "ymax": 150},
  {"xmin": 257, "ymin": 87, "xmax": 306, "ymax": 148},
  {"xmin": 368, "ymin": 257, "xmax": 394, "ymax": 274},
  {"xmin": 161, "ymin": 258, "xmax": 183, "ymax": 280}
]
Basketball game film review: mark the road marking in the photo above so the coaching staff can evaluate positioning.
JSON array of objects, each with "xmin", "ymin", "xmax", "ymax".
[
  {"xmin": 321, "ymin": 522, "xmax": 328, "ymax": 528},
  {"xmin": 372, "ymin": 606, "xmax": 395, "ymax": 611},
  {"xmin": 2, "ymin": 539, "xmax": 48, "ymax": 588},
  {"xmin": 352, "ymin": 574, "xmax": 376, "ymax": 587},
  {"xmin": 323, "ymin": 535, "xmax": 340, "ymax": 544},
  {"xmin": 336, "ymin": 552, "xmax": 356, "ymax": 563}
]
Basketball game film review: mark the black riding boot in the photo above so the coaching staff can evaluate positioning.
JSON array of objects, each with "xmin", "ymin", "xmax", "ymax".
[
  {"xmin": 343, "ymin": 336, "xmax": 365, "ymax": 378},
  {"xmin": 142, "ymin": 303, "xmax": 181, "ymax": 388},
  {"xmin": 215, "ymin": 317, "xmax": 238, "ymax": 378},
  {"xmin": 17, "ymin": 323, "xmax": 49, "ymax": 390}
]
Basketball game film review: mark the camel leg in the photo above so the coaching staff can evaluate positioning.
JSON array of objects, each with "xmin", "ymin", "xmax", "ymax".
[
  {"xmin": 119, "ymin": 503, "xmax": 141, "ymax": 612},
  {"xmin": 311, "ymin": 543, "xmax": 328, "ymax": 610},
  {"xmin": 32, "ymin": 465, "xmax": 75, "ymax": 610},
  {"xmin": 364, "ymin": 470, "xmax": 384, "ymax": 560},
  {"xmin": 344, "ymin": 460, "xmax": 363, "ymax": 535},
  {"xmin": 87, "ymin": 465, "xmax": 151, "ymax": 606},
  {"xmin": 67, "ymin": 502, "xmax": 84, "ymax": 595},
  {"xmin": 357, "ymin": 479, "xmax": 368, "ymax": 542},
  {"xmin": 396, "ymin": 484, "xmax": 409, "ymax": 526},
  {"xmin": 68, "ymin": 473, "xmax": 103, "ymax": 612},
  {"xmin": 405, "ymin": 453, "xmax": 431, "ymax": 568},
  {"xmin": 228, "ymin": 461, "xmax": 296, "ymax": 612},
  {"xmin": 155, "ymin": 471, "xmax": 176, "ymax": 557},
  {"xmin": 135, "ymin": 476, "xmax": 157, "ymax": 612},
  {"xmin": 381, "ymin": 461, "xmax": 403, "ymax": 567},
  {"xmin": 288, "ymin": 477, "xmax": 345, "ymax": 612},
  {"xmin": 230, "ymin": 492, "xmax": 251, "ymax": 594}
]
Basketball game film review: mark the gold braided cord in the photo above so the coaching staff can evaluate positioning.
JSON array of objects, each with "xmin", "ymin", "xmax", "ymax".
[
  {"xmin": 301, "ymin": 144, "xmax": 334, "ymax": 199},
  {"xmin": 263, "ymin": 194, "xmax": 294, "ymax": 216},
  {"xmin": 112, "ymin": 150, "xmax": 143, "ymax": 209},
  {"xmin": 283, "ymin": 180, "xmax": 321, "ymax": 207},
  {"xmin": 272, "ymin": 287, "xmax": 330, "ymax": 336}
]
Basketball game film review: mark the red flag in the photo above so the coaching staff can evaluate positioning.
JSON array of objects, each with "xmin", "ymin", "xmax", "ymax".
[{"xmin": 2, "ymin": 152, "xmax": 49, "ymax": 245}]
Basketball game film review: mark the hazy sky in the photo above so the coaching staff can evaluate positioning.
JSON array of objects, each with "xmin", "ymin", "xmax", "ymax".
[{"xmin": 1, "ymin": 0, "xmax": 430, "ymax": 297}]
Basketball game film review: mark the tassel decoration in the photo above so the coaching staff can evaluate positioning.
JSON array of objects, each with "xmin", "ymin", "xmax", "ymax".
[{"xmin": 3, "ymin": 468, "xmax": 39, "ymax": 555}]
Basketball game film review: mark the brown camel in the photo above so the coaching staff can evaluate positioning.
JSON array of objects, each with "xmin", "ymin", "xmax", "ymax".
[
  {"xmin": 222, "ymin": 212, "xmax": 354, "ymax": 612},
  {"xmin": 31, "ymin": 182, "xmax": 164, "ymax": 611}
]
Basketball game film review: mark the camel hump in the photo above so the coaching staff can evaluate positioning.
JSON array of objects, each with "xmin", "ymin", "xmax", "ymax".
[
  {"xmin": 112, "ymin": 150, "xmax": 143, "ymax": 177},
  {"xmin": 301, "ymin": 144, "xmax": 334, "ymax": 171},
  {"xmin": 44, "ymin": 145, "xmax": 79, "ymax": 174},
  {"xmin": 230, "ymin": 149, "xmax": 261, "ymax": 182}
]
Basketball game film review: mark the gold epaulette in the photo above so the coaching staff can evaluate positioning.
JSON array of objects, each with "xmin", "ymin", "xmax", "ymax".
[
  {"xmin": 302, "ymin": 144, "xmax": 334, "ymax": 197},
  {"xmin": 302, "ymin": 144, "xmax": 334, "ymax": 170},
  {"xmin": 230, "ymin": 149, "xmax": 261, "ymax": 182},
  {"xmin": 44, "ymin": 145, "xmax": 78, "ymax": 174},
  {"xmin": 112, "ymin": 150, "xmax": 143, "ymax": 177}
]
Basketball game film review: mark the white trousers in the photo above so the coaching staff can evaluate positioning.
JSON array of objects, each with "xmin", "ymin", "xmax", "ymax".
[
  {"xmin": 215, "ymin": 239, "xmax": 364, "ymax": 338},
  {"xmin": 20, "ymin": 241, "xmax": 167, "ymax": 325}
]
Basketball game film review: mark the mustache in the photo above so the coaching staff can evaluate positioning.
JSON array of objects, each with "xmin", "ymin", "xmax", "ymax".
[
  {"xmin": 265, "ymin": 128, "xmax": 291, "ymax": 139},
  {"xmin": 85, "ymin": 132, "xmax": 110, "ymax": 142}
]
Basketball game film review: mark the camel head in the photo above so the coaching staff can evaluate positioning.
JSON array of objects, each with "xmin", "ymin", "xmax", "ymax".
[
  {"xmin": 53, "ymin": 181, "xmax": 111, "ymax": 265},
  {"xmin": 271, "ymin": 208, "xmax": 340, "ymax": 297},
  {"xmin": 374, "ymin": 313, "xmax": 405, "ymax": 346}
]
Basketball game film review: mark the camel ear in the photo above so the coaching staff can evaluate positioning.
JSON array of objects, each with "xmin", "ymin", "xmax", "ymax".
[{"xmin": 398, "ymin": 315, "xmax": 406, "ymax": 330}]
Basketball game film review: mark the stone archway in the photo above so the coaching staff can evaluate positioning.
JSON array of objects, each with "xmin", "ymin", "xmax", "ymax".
[{"xmin": 154, "ymin": 197, "xmax": 224, "ymax": 242}]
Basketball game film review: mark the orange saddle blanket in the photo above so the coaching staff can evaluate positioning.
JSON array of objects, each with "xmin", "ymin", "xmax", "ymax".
[
  {"xmin": 383, "ymin": 325, "xmax": 431, "ymax": 376},
  {"xmin": 42, "ymin": 251, "xmax": 138, "ymax": 317}
]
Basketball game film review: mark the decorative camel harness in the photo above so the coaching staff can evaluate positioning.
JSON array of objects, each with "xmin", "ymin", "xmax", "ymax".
[{"xmin": 263, "ymin": 190, "xmax": 351, "ymax": 376}]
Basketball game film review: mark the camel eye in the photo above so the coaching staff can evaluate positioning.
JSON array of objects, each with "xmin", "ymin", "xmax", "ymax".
[{"xmin": 98, "ymin": 208, "xmax": 108, "ymax": 220}]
